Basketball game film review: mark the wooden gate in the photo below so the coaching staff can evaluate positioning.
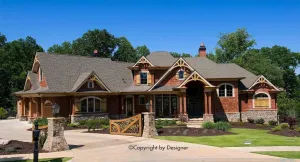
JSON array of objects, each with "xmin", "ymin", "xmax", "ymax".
[{"xmin": 109, "ymin": 114, "xmax": 142, "ymax": 137}]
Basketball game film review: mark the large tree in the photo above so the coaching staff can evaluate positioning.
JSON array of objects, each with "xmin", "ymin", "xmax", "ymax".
[
  {"xmin": 47, "ymin": 41, "xmax": 72, "ymax": 54},
  {"xmin": 215, "ymin": 28, "xmax": 256, "ymax": 63},
  {"xmin": 170, "ymin": 52, "xmax": 192, "ymax": 58},
  {"xmin": 136, "ymin": 45, "xmax": 150, "ymax": 58},
  {"xmin": 0, "ymin": 33, "xmax": 7, "ymax": 47},
  {"xmin": 112, "ymin": 37, "xmax": 137, "ymax": 62},
  {"xmin": 72, "ymin": 29, "xmax": 118, "ymax": 57}
]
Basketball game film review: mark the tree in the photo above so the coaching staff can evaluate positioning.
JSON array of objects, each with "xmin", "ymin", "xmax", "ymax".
[
  {"xmin": 181, "ymin": 53, "xmax": 192, "ymax": 57},
  {"xmin": 112, "ymin": 37, "xmax": 137, "ymax": 62},
  {"xmin": 207, "ymin": 51, "xmax": 217, "ymax": 62},
  {"xmin": 0, "ymin": 33, "xmax": 7, "ymax": 47},
  {"xmin": 170, "ymin": 52, "xmax": 192, "ymax": 58},
  {"xmin": 215, "ymin": 28, "xmax": 256, "ymax": 63},
  {"xmin": 72, "ymin": 29, "xmax": 118, "ymax": 57},
  {"xmin": 136, "ymin": 45, "xmax": 150, "ymax": 58},
  {"xmin": 47, "ymin": 41, "xmax": 72, "ymax": 54},
  {"xmin": 0, "ymin": 68, "xmax": 11, "ymax": 109}
]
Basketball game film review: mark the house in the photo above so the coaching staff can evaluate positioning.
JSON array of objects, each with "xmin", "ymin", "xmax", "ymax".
[{"xmin": 15, "ymin": 43, "xmax": 280, "ymax": 123}]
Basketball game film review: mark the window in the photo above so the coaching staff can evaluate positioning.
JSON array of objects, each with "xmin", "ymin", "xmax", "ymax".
[
  {"xmin": 80, "ymin": 97, "xmax": 101, "ymax": 112},
  {"xmin": 178, "ymin": 70, "xmax": 184, "ymax": 80},
  {"xmin": 87, "ymin": 80, "xmax": 94, "ymax": 88},
  {"xmin": 139, "ymin": 96, "xmax": 146, "ymax": 105},
  {"xmin": 140, "ymin": 72, "xmax": 148, "ymax": 84},
  {"xmin": 218, "ymin": 83, "xmax": 233, "ymax": 97},
  {"xmin": 155, "ymin": 94, "xmax": 178, "ymax": 117},
  {"xmin": 254, "ymin": 93, "xmax": 270, "ymax": 108}
]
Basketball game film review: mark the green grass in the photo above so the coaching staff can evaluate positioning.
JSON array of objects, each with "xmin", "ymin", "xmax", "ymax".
[
  {"xmin": 253, "ymin": 151, "xmax": 300, "ymax": 159},
  {"xmin": 10, "ymin": 157, "xmax": 72, "ymax": 162},
  {"xmin": 156, "ymin": 128, "xmax": 300, "ymax": 147}
]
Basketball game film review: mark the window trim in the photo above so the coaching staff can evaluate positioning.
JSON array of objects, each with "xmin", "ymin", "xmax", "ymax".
[
  {"xmin": 138, "ymin": 95, "xmax": 146, "ymax": 105},
  {"xmin": 87, "ymin": 80, "xmax": 94, "ymax": 88},
  {"xmin": 80, "ymin": 96, "xmax": 101, "ymax": 112},
  {"xmin": 140, "ymin": 71, "xmax": 148, "ymax": 85},
  {"xmin": 178, "ymin": 69, "xmax": 185, "ymax": 80},
  {"xmin": 217, "ymin": 83, "xmax": 234, "ymax": 97},
  {"xmin": 252, "ymin": 92, "xmax": 271, "ymax": 108}
]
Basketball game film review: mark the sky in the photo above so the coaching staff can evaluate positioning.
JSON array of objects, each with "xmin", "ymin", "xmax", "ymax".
[{"xmin": 0, "ymin": 0, "xmax": 300, "ymax": 70}]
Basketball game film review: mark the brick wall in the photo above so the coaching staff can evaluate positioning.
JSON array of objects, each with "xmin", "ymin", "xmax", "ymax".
[{"xmin": 77, "ymin": 81, "xmax": 106, "ymax": 92}]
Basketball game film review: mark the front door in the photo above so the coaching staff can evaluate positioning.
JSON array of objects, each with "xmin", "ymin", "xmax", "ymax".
[
  {"xmin": 126, "ymin": 97, "xmax": 134, "ymax": 117},
  {"xmin": 186, "ymin": 82, "xmax": 204, "ymax": 118}
]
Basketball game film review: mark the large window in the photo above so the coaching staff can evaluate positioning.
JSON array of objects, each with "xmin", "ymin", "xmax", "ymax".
[
  {"xmin": 155, "ymin": 94, "xmax": 178, "ymax": 117},
  {"xmin": 254, "ymin": 93, "xmax": 270, "ymax": 108},
  {"xmin": 178, "ymin": 70, "xmax": 184, "ymax": 80},
  {"xmin": 80, "ymin": 97, "xmax": 101, "ymax": 112},
  {"xmin": 140, "ymin": 72, "xmax": 148, "ymax": 84},
  {"xmin": 218, "ymin": 83, "xmax": 233, "ymax": 97}
]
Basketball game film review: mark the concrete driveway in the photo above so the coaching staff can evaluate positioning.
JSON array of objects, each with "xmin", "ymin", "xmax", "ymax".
[{"xmin": 0, "ymin": 119, "xmax": 298, "ymax": 162}]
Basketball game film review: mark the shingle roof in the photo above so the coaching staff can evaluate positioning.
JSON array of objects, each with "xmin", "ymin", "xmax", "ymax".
[
  {"xmin": 152, "ymin": 85, "xmax": 176, "ymax": 91},
  {"xmin": 146, "ymin": 51, "xmax": 177, "ymax": 66},
  {"xmin": 122, "ymin": 85, "xmax": 151, "ymax": 92}
]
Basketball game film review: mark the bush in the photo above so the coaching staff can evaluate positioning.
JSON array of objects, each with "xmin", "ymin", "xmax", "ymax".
[
  {"xmin": 0, "ymin": 107, "xmax": 8, "ymax": 119},
  {"xmin": 33, "ymin": 118, "xmax": 48, "ymax": 126},
  {"xmin": 67, "ymin": 123, "xmax": 79, "ymax": 128},
  {"xmin": 102, "ymin": 125, "xmax": 109, "ymax": 129},
  {"xmin": 271, "ymin": 125, "xmax": 282, "ymax": 132},
  {"xmin": 247, "ymin": 118, "xmax": 254, "ymax": 124},
  {"xmin": 215, "ymin": 121, "xmax": 231, "ymax": 132},
  {"xmin": 99, "ymin": 118, "xmax": 109, "ymax": 126},
  {"xmin": 287, "ymin": 117, "xmax": 297, "ymax": 128},
  {"xmin": 202, "ymin": 121, "xmax": 215, "ymax": 129},
  {"xmin": 86, "ymin": 119, "xmax": 101, "ymax": 131},
  {"xmin": 156, "ymin": 124, "xmax": 163, "ymax": 129},
  {"xmin": 268, "ymin": 120, "xmax": 277, "ymax": 126},
  {"xmin": 280, "ymin": 123, "xmax": 289, "ymax": 129},
  {"xmin": 296, "ymin": 127, "xmax": 300, "ymax": 132},
  {"xmin": 255, "ymin": 118, "xmax": 265, "ymax": 124},
  {"xmin": 78, "ymin": 120, "xmax": 87, "ymax": 126}
]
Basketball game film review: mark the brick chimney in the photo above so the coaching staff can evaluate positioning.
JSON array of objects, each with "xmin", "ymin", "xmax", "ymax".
[{"xmin": 198, "ymin": 42, "xmax": 206, "ymax": 57}]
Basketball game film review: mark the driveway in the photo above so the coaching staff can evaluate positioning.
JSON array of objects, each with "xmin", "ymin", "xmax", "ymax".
[{"xmin": 0, "ymin": 119, "xmax": 298, "ymax": 162}]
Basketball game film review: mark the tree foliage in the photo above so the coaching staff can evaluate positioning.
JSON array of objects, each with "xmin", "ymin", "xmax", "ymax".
[
  {"xmin": 170, "ymin": 52, "xmax": 192, "ymax": 58},
  {"xmin": 136, "ymin": 45, "xmax": 150, "ymax": 58},
  {"xmin": 112, "ymin": 37, "xmax": 137, "ymax": 62},
  {"xmin": 47, "ymin": 41, "xmax": 72, "ymax": 54}
]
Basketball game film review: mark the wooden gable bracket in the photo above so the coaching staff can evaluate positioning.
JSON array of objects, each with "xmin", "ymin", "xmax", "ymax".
[
  {"xmin": 177, "ymin": 71, "xmax": 215, "ymax": 88},
  {"xmin": 132, "ymin": 56, "xmax": 154, "ymax": 67},
  {"xmin": 248, "ymin": 75, "xmax": 280, "ymax": 91},
  {"xmin": 88, "ymin": 73, "xmax": 111, "ymax": 92}
]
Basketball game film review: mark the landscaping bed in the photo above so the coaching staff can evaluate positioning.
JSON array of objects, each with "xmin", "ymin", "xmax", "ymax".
[
  {"xmin": 157, "ymin": 127, "xmax": 233, "ymax": 136},
  {"xmin": 83, "ymin": 128, "xmax": 110, "ymax": 134},
  {"xmin": 0, "ymin": 140, "xmax": 47, "ymax": 155},
  {"xmin": 230, "ymin": 122, "xmax": 272, "ymax": 130},
  {"xmin": 269, "ymin": 129, "xmax": 300, "ymax": 137}
]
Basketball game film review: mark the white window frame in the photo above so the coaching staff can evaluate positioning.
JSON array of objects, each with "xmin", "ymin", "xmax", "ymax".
[
  {"xmin": 217, "ymin": 83, "xmax": 234, "ymax": 97},
  {"xmin": 140, "ymin": 72, "xmax": 148, "ymax": 85},
  {"xmin": 138, "ymin": 95, "xmax": 146, "ymax": 105},
  {"xmin": 87, "ymin": 80, "xmax": 94, "ymax": 88},
  {"xmin": 80, "ymin": 96, "xmax": 101, "ymax": 112},
  {"xmin": 178, "ymin": 69, "xmax": 185, "ymax": 80},
  {"xmin": 252, "ymin": 92, "xmax": 271, "ymax": 108}
]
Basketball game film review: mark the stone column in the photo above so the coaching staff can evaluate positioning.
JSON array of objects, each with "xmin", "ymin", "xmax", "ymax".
[
  {"xmin": 142, "ymin": 112, "xmax": 158, "ymax": 138},
  {"xmin": 43, "ymin": 117, "xmax": 70, "ymax": 152}
]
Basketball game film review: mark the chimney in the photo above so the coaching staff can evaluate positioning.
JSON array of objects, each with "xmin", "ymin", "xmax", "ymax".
[
  {"xmin": 93, "ymin": 49, "xmax": 98, "ymax": 57},
  {"xmin": 198, "ymin": 42, "xmax": 206, "ymax": 57}
]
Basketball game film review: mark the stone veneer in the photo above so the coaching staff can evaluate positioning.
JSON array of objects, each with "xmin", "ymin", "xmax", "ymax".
[
  {"xmin": 214, "ymin": 112, "xmax": 240, "ymax": 122},
  {"xmin": 71, "ymin": 113, "xmax": 108, "ymax": 123},
  {"xmin": 142, "ymin": 112, "xmax": 158, "ymax": 138},
  {"xmin": 203, "ymin": 114, "xmax": 214, "ymax": 122},
  {"xmin": 241, "ymin": 109, "xmax": 277, "ymax": 122}
]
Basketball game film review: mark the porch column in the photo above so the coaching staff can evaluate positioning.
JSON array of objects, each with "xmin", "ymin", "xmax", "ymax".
[
  {"xmin": 208, "ymin": 92, "xmax": 212, "ymax": 114},
  {"xmin": 183, "ymin": 93, "xmax": 187, "ymax": 114},
  {"xmin": 149, "ymin": 95, "xmax": 153, "ymax": 112},
  {"xmin": 204, "ymin": 92, "xmax": 208, "ymax": 114},
  {"xmin": 41, "ymin": 98, "xmax": 44, "ymax": 117},
  {"xmin": 203, "ymin": 89, "xmax": 214, "ymax": 122}
]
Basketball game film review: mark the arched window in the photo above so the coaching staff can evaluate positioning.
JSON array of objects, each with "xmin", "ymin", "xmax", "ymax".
[
  {"xmin": 178, "ymin": 70, "xmax": 184, "ymax": 80},
  {"xmin": 80, "ymin": 97, "xmax": 101, "ymax": 112},
  {"xmin": 87, "ymin": 80, "xmax": 94, "ymax": 88},
  {"xmin": 253, "ymin": 93, "xmax": 270, "ymax": 108},
  {"xmin": 218, "ymin": 83, "xmax": 234, "ymax": 97}
]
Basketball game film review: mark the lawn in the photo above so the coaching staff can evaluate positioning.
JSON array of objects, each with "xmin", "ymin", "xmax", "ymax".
[
  {"xmin": 253, "ymin": 151, "xmax": 300, "ymax": 159},
  {"xmin": 156, "ymin": 128, "xmax": 300, "ymax": 147},
  {"xmin": 9, "ymin": 157, "xmax": 72, "ymax": 162}
]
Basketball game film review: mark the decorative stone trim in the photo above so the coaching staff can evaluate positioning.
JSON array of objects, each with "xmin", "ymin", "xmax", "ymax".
[
  {"xmin": 71, "ymin": 113, "xmax": 108, "ymax": 123},
  {"xmin": 241, "ymin": 109, "xmax": 277, "ymax": 122},
  {"xmin": 203, "ymin": 114, "xmax": 214, "ymax": 122}
]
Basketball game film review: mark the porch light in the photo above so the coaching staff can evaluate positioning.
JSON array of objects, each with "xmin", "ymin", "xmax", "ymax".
[
  {"xmin": 52, "ymin": 103, "xmax": 60, "ymax": 118},
  {"xmin": 145, "ymin": 102, "xmax": 150, "ymax": 111}
]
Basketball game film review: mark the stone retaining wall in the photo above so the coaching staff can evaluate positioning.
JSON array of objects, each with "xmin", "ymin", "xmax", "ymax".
[
  {"xmin": 71, "ymin": 113, "xmax": 109, "ymax": 123},
  {"xmin": 214, "ymin": 112, "xmax": 240, "ymax": 122},
  {"xmin": 241, "ymin": 110, "xmax": 277, "ymax": 122}
]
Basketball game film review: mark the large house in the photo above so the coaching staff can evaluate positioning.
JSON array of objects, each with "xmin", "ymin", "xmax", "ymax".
[{"xmin": 15, "ymin": 43, "xmax": 280, "ymax": 123}]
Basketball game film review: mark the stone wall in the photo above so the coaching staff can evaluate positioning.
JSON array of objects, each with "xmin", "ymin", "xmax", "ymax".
[
  {"xmin": 241, "ymin": 110, "xmax": 277, "ymax": 122},
  {"xmin": 71, "ymin": 113, "xmax": 108, "ymax": 123},
  {"xmin": 214, "ymin": 112, "xmax": 240, "ymax": 122}
]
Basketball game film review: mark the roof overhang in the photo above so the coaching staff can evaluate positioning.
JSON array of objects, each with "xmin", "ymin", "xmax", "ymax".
[
  {"xmin": 248, "ymin": 75, "xmax": 280, "ymax": 91},
  {"xmin": 206, "ymin": 77, "xmax": 245, "ymax": 81}
]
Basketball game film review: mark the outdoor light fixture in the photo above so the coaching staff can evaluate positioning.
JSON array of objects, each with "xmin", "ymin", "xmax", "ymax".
[
  {"xmin": 145, "ymin": 102, "xmax": 150, "ymax": 111},
  {"xmin": 244, "ymin": 140, "xmax": 252, "ymax": 145},
  {"xmin": 52, "ymin": 103, "xmax": 60, "ymax": 118}
]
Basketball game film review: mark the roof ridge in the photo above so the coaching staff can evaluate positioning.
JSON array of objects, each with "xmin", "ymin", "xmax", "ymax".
[{"xmin": 36, "ymin": 52, "xmax": 112, "ymax": 60}]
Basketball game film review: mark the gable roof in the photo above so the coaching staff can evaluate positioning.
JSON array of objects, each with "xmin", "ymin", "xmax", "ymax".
[
  {"xmin": 248, "ymin": 75, "xmax": 280, "ymax": 91},
  {"xmin": 146, "ymin": 51, "xmax": 177, "ymax": 66}
]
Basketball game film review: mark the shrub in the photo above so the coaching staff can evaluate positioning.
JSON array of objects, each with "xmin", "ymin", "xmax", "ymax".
[
  {"xmin": 280, "ymin": 123, "xmax": 289, "ymax": 129},
  {"xmin": 156, "ymin": 124, "xmax": 163, "ymax": 129},
  {"xmin": 99, "ymin": 118, "xmax": 109, "ymax": 126},
  {"xmin": 102, "ymin": 125, "xmax": 109, "ymax": 129},
  {"xmin": 0, "ymin": 107, "xmax": 8, "ymax": 119},
  {"xmin": 67, "ymin": 123, "xmax": 79, "ymax": 128},
  {"xmin": 33, "ymin": 118, "xmax": 48, "ymax": 126},
  {"xmin": 247, "ymin": 118, "xmax": 254, "ymax": 124},
  {"xmin": 296, "ymin": 127, "xmax": 300, "ymax": 132},
  {"xmin": 255, "ymin": 118, "xmax": 265, "ymax": 124},
  {"xmin": 78, "ymin": 120, "xmax": 87, "ymax": 126},
  {"xmin": 256, "ymin": 124, "xmax": 265, "ymax": 127},
  {"xmin": 287, "ymin": 117, "xmax": 297, "ymax": 128},
  {"xmin": 202, "ymin": 121, "xmax": 215, "ymax": 129},
  {"xmin": 271, "ymin": 125, "xmax": 282, "ymax": 132},
  {"xmin": 86, "ymin": 119, "xmax": 101, "ymax": 131},
  {"xmin": 215, "ymin": 121, "xmax": 231, "ymax": 132},
  {"xmin": 155, "ymin": 120, "xmax": 176, "ymax": 126},
  {"xmin": 268, "ymin": 120, "xmax": 277, "ymax": 126},
  {"xmin": 168, "ymin": 120, "xmax": 177, "ymax": 125}
]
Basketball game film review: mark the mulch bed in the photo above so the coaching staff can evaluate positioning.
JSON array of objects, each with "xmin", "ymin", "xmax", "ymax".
[
  {"xmin": 83, "ymin": 128, "xmax": 110, "ymax": 134},
  {"xmin": 0, "ymin": 140, "xmax": 47, "ymax": 155},
  {"xmin": 157, "ymin": 128, "xmax": 233, "ymax": 136},
  {"xmin": 64, "ymin": 125, "xmax": 87, "ymax": 130},
  {"xmin": 231, "ymin": 122, "xmax": 273, "ymax": 130},
  {"xmin": 268, "ymin": 129, "xmax": 300, "ymax": 137}
]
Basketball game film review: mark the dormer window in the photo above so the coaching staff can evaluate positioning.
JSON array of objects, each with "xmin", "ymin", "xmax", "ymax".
[
  {"xmin": 178, "ymin": 70, "xmax": 184, "ymax": 80},
  {"xmin": 87, "ymin": 80, "xmax": 94, "ymax": 88},
  {"xmin": 140, "ymin": 72, "xmax": 148, "ymax": 85},
  {"xmin": 39, "ymin": 68, "xmax": 43, "ymax": 82}
]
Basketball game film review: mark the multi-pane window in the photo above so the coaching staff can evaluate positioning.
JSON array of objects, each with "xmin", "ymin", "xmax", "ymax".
[
  {"xmin": 178, "ymin": 70, "xmax": 184, "ymax": 80},
  {"xmin": 140, "ymin": 72, "xmax": 148, "ymax": 84},
  {"xmin": 139, "ymin": 96, "xmax": 146, "ymax": 105},
  {"xmin": 254, "ymin": 93, "xmax": 269, "ymax": 108},
  {"xmin": 218, "ymin": 84, "xmax": 233, "ymax": 97},
  {"xmin": 80, "ymin": 97, "xmax": 101, "ymax": 112}
]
